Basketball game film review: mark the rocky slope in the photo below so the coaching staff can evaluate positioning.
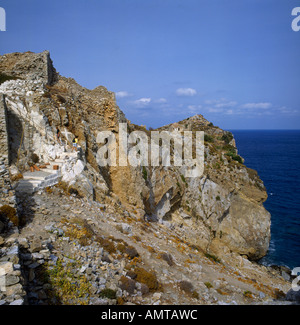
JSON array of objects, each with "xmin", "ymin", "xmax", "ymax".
[{"xmin": 0, "ymin": 51, "xmax": 297, "ymax": 305}]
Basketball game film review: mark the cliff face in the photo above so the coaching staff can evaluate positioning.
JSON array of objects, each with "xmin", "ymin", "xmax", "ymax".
[{"xmin": 0, "ymin": 51, "xmax": 270, "ymax": 262}]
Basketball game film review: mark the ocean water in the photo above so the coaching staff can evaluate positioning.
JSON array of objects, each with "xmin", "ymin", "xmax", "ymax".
[{"xmin": 231, "ymin": 130, "xmax": 300, "ymax": 270}]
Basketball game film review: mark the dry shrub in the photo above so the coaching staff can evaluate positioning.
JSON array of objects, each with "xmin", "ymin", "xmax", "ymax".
[
  {"xmin": 126, "ymin": 270, "xmax": 137, "ymax": 280},
  {"xmin": 56, "ymin": 94, "xmax": 66, "ymax": 103},
  {"xmin": 132, "ymin": 235, "xmax": 141, "ymax": 242},
  {"xmin": 99, "ymin": 288, "xmax": 117, "ymax": 299},
  {"xmin": 134, "ymin": 267, "xmax": 160, "ymax": 292},
  {"xmin": 0, "ymin": 205, "xmax": 18, "ymax": 227},
  {"xmin": 45, "ymin": 186, "xmax": 53, "ymax": 194},
  {"xmin": 159, "ymin": 252, "xmax": 174, "ymax": 266},
  {"xmin": 116, "ymin": 241, "xmax": 139, "ymax": 259},
  {"xmin": 96, "ymin": 236, "xmax": 116, "ymax": 254},
  {"xmin": 116, "ymin": 242, "xmax": 126, "ymax": 253},
  {"xmin": 179, "ymin": 280, "xmax": 194, "ymax": 293},
  {"xmin": 64, "ymin": 218, "xmax": 94, "ymax": 246},
  {"xmin": 119, "ymin": 276, "xmax": 136, "ymax": 295},
  {"xmin": 56, "ymin": 181, "xmax": 70, "ymax": 195},
  {"xmin": 10, "ymin": 173, "xmax": 23, "ymax": 182},
  {"xmin": 68, "ymin": 187, "xmax": 82, "ymax": 198},
  {"xmin": 179, "ymin": 280, "xmax": 199, "ymax": 299},
  {"xmin": 125, "ymin": 246, "xmax": 139, "ymax": 259},
  {"xmin": 30, "ymin": 153, "xmax": 39, "ymax": 164}
]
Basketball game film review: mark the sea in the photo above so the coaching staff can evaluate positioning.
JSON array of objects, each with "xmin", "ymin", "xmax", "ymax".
[{"xmin": 231, "ymin": 130, "xmax": 300, "ymax": 270}]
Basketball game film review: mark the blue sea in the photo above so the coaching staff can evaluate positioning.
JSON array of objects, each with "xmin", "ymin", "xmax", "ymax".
[{"xmin": 231, "ymin": 130, "xmax": 300, "ymax": 270}]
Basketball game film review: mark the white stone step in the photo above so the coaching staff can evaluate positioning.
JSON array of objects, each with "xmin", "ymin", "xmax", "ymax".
[
  {"xmin": 23, "ymin": 170, "xmax": 57, "ymax": 181},
  {"xmin": 16, "ymin": 152, "xmax": 80, "ymax": 194},
  {"xmin": 16, "ymin": 170, "xmax": 61, "ymax": 194},
  {"xmin": 43, "ymin": 167, "xmax": 59, "ymax": 174},
  {"xmin": 52, "ymin": 159, "xmax": 65, "ymax": 163}
]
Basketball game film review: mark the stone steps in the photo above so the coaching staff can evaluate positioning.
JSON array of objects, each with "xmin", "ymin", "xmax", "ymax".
[
  {"xmin": 16, "ymin": 172, "xmax": 61, "ymax": 193},
  {"xmin": 16, "ymin": 166, "xmax": 61, "ymax": 194},
  {"xmin": 16, "ymin": 150, "xmax": 79, "ymax": 194}
]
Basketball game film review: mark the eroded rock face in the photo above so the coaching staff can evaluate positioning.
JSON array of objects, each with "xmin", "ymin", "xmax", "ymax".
[
  {"xmin": 0, "ymin": 50, "xmax": 271, "ymax": 260},
  {"xmin": 0, "ymin": 50, "xmax": 58, "ymax": 85},
  {"xmin": 210, "ymin": 192, "xmax": 271, "ymax": 259}
]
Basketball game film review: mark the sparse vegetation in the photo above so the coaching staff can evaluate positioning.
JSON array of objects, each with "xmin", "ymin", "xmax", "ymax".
[
  {"xmin": 55, "ymin": 181, "xmax": 70, "ymax": 195},
  {"xmin": 243, "ymin": 290, "xmax": 253, "ymax": 298},
  {"xmin": 45, "ymin": 186, "xmax": 54, "ymax": 194},
  {"xmin": 204, "ymin": 281, "xmax": 213, "ymax": 289},
  {"xmin": 63, "ymin": 217, "xmax": 94, "ymax": 246},
  {"xmin": 0, "ymin": 51, "xmax": 285, "ymax": 307},
  {"xmin": 204, "ymin": 253, "xmax": 221, "ymax": 263},
  {"xmin": 43, "ymin": 258, "xmax": 91, "ymax": 305}
]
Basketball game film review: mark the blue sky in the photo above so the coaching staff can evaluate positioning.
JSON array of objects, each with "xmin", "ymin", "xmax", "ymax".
[{"xmin": 0, "ymin": 0, "xmax": 300, "ymax": 130}]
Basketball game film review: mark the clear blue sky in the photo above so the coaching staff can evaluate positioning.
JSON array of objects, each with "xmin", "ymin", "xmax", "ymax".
[{"xmin": 1, "ymin": 0, "xmax": 300, "ymax": 129}]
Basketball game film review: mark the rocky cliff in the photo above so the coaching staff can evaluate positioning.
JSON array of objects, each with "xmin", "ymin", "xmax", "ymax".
[{"xmin": 0, "ymin": 51, "xmax": 295, "ymax": 306}]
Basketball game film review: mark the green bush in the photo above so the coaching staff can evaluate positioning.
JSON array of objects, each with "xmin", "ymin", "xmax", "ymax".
[
  {"xmin": 204, "ymin": 134, "xmax": 214, "ymax": 143},
  {"xmin": 142, "ymin": 166, "xmax": 148, "ymax": 181},
  {"xmin": 223, "ymin": 144, "xmax": 243, "ymax": 163},
  {"xmin": 221, "ymin": 132, "xmax": 233, "ymax": 144},
  {"xmin": 180, "ymin": 174, "xmax": 187, "ymax": 185},
  {"xmin": 223, "ymin": 144, "xmax": 235, "ymax": 154},
  {"xmin": 99, "ymin": 288, "xmax": 117, "ymax": 299},
  {"xmin": 226, "ymin": 152, "xmax": 243, "ymax": 163}
]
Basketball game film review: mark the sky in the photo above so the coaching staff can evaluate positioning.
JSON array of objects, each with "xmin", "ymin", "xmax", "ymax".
[{"xmin": 0, "ymin": 0, "xmax": 300, "ymax": 130}]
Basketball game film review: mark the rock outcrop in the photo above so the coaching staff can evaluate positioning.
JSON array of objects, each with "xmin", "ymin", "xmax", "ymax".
[
  {"xmin": 0, "ymin": 50, "xmax": 58, "ymax": 85},
  {"xmin": 0, "ymin": 51, "xmax": 289, "ymax": 306}
]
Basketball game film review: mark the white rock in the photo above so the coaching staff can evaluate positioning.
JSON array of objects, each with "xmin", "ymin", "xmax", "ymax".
[
  {"xmin": 9, "ymin": 299, "xmax": 24, "ymax": 305},
  {"xmin": 0, "ymin": 261, "xmax": 14, "ymax": 275}
]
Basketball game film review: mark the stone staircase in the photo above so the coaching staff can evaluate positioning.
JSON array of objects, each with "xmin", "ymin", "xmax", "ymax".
[{"xmin": 16, "ymin": 151, "xmax": 78, "ymax": 194}]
